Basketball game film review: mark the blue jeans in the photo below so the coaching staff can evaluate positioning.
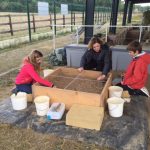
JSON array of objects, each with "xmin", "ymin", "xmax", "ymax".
[{"xmin": 12, "ymin": 84, "xmax": 32, "ymax": 94}]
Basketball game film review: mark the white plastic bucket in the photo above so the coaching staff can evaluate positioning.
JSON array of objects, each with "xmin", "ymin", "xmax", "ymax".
[
  {"xmin": 34, "ymin": 96, "xmax": 50, "ymax": 116},
  {"xmin": 109, "ymin": 86, "xmax": 123, "ymax": 98},
  {"xmin": 11, "ymin": 92, "xmax": 27, "ymax": 110},
  {"xmin": 43, "ymin": 69, "xmax": 54, "ymax": 77},
  {"xmin": 107, "ymin": 97, "xmax": 125, "ymax": 117}
]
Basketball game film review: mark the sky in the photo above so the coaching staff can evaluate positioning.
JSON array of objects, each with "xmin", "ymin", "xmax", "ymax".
[
  {"xmin": 136, "ymin": 3, "xmax": 150, "ymax": 7},
  {"xmin": 121, "ymin": 0, "xmax": 150, "ymax": 6}
]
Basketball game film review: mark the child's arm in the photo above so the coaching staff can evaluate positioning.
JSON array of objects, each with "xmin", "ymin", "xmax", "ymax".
[
  {"xmin": 123, "ymin": 61, "xmax": 146, "ymax": 86},
  {"xmin": 26, "ymin": 64, "xmax": 54, "ymax": 87}
]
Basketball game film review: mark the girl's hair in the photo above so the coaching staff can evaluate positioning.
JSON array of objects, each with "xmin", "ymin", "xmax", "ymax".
[
  {"xmin": 127, "ymin": 40, "xmax": 142, "ymax": 53},
  {"xmin": 88, "ymin": 37, "xmax": 103, "ymax": 49},
  {"xmin": 26, "ymin": 50, "xmax": 43, "ymax": 71}
]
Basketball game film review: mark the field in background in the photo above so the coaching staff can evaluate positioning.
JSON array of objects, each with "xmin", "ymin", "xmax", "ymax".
[{"xmin": 0, "ymin": 12, "xmax": 83, "ymax": 41}]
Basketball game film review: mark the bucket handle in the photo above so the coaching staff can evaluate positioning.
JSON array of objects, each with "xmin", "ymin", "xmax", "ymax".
[
  {"xmin": 111, "ymin": 93, "xmax": 122, "ymax": 98},
  {"xmin": 109, "ymin": 104, "xmax": 120, "ymax": 112}
]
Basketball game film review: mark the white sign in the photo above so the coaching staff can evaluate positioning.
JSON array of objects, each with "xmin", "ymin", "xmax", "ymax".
[
  {"xmin": 38, "ymin": 2, "xmax": 49, "ymax": 16},
  {"xmin": 61, "ymin": 4, "xmax": 68, "ymax": 15}
]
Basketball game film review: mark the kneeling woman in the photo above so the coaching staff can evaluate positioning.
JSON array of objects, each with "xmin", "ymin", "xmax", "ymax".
[
  {"xmin": 13, "ymin": 50, "xmax": 54, "ymax": 94},
  {"xmin": 78, "ymin": 37, "xmax": 111, "ymax": 80}
]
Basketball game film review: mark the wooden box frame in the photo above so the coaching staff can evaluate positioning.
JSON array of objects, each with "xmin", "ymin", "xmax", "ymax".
[{"xmin": 32, "ymin": 67, "xmax": 112, "ymax": 110}]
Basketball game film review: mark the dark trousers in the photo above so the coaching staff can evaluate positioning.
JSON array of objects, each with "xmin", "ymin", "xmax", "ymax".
[
  {"xmin": 84, "ymin": 61, "xmax": 104, "ymax": 71},
  {"xmin": 12, "ymin": 84, "xmax": 32, "ymax": 94},
  {"xmin": 117, "ymin": 83, "xmax": 148, "ymax": 97}
]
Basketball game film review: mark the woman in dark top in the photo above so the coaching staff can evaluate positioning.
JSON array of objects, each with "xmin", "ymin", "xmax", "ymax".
[{"xmin": 78, "ymin": 37, "xmax": 111, "ymax": 80}]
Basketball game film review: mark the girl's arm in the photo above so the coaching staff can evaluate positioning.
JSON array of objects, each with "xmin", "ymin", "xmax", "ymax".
[{"xmin": 26, "ymin": 64, "xmax": 53, "ymax": 87}]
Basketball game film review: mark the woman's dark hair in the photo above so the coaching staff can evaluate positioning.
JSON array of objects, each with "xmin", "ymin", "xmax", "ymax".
[
  {"xmin": 88, "ymin": 37, "xmax": 103, "ymax": 49},
  {"xmin": 127, "ymin": 40, "xmax": 142, "ymax": 53}
]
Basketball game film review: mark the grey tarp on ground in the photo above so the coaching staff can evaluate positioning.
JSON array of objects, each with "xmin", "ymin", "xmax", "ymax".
[{"xmin": 0, "ymin": 96, "xmax": 149, "ymax": 150}]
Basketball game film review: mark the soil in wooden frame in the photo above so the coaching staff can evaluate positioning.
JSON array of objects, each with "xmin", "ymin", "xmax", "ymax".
[
  {"xmin": 51, "ymin": 68, "xmax": 79, "ymax": 78},
  {"xmin": 65, "ymin": 78, "xmax": 106, "ymax": 94},
  {"xmin": 47, "ymin": 75, "xmax": 73, "ymax": 89}
]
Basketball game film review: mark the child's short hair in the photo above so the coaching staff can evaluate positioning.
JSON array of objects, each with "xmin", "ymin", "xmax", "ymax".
[{"xmin": 127, "ymin": 40, "xmax": 142, "ymax": 53}]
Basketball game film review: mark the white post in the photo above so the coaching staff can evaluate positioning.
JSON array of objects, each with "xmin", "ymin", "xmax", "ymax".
[
  {"xmin": 139, "ymin": 26, "xmax": 142, "ymax": 42},
  {"xmin": 105, "ymin": 25, "xmax": 108, "ymax": 43},
  {"xmin": 76, "ymin": 26, "xmax": 79, "ymax": 44}
]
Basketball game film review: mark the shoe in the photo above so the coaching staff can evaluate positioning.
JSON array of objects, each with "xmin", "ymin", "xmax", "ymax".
[
  {"xmin": 11, "ymin": 87, "xmax": 18, "ymax": 95},
  {"xmin": 122, "ymin": 90, "xmax": 130, "ymax": 98},
  {"xmin": 140, "ymin": 87, "xmax": 150, "ymax": 97}
]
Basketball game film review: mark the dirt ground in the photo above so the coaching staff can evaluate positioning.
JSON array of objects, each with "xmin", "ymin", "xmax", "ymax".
[
  {"xmin": 0, "ymin": 35, "xmax": 108, "ymax": 150},
  {"xmin": 47, "ymin": 73, "xmax": 105, "ymax": 94},
  {"xmin": 66, "ymin": 79, "xmax": 104, "ymax": 94},
  {"xmin": 0, "ymin": 35, "xmax": 150, "ymax": 149},
  {"xmin": 0, "ymin": 124, "xmax": 105, "ymax": 150}
]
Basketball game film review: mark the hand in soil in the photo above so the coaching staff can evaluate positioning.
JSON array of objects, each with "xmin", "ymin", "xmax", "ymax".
[
  {"xmin": 78, "ymin": 67, "xmax": 84, "ymax": 72},
  {"xmin": 97, "ymin": 74, "xmax": 106, "ymax": 81}
]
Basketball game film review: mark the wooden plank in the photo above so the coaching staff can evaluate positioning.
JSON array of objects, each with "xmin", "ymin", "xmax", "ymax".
[
  {"xmin": 79, "ymin": 70, "xmax": 101, "ymax": 79},
  {"xmin": 27, "ymin": 94, "xmax": 33, "ymax": 102},
  {"xmin": 100, "ymin": 73, "xmax": 112, "ymax": 107},
  {"xmin": 32, "ymin": 85, "xmax": 100, "ymax": 110},
  {"xmin": 66, "ymin": 104, "xmax": 104, "ymax": 130},
  {"xmin": 52, "ymin": 67, "xmax": 79, "ymax": 77},
  {"xmin": 33, "ymin": 68, "xmax": 112, "ymax": 109},
  {"xmin": 47, "ymin": 67, "xmax": 61, "ymax": 76}
]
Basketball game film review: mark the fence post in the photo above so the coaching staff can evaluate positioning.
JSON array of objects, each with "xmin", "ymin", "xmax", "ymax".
[
  {"xmin": 52, "ymin": 23, "xmax": 56, "ymax": 50},
  {"xmin": 76, "ymin": 26, "xmax": 79, "ymax": 44},
  {"xmin": 8, "ymin": 15, "xmax": 13, "ymax": 36},
  {"xmin": 32, "ymin": 14, "xmax": 36, "ymax": 33},
  {"xmin": 71, "ymin": 10, "xmax": 73, "ymax": 32},
  {"xmin": 106, "ymin": 13, "xmax": 108, "ymax": 21},
  {"xmin": 100, "ymin": 12, "xmax": 102, "ymax": 22},
  {"xmin": 98, "ymin": 10, "xmax": 100, "ymax": 24},
  {"xmin": 50, "ymin": 13, "xmax": 52, "ymax": 29},
  {"xmin": 53, "ymin": 0, "xmax": 56, "ymax": 35},
  {"xmin": 63, "ymin": 15, "xmax": 65, "ymax": 28},
  {"xmin": 82, "ymin": 11, "xmax": 84, "ymax": 25},
  {"xmin": 26, "ymin": 0, "xmax": 31, "ymax": 42},
  {"xmin": 74, "ymin": 12, "xmax": 75, "ymax": 25},
  {"xmin": 96, "ymin": 12, "xmax": 98, "ymax": 24},
  {"xmin": 139, "ymin": 26, "xmax": 142, "ymax": 42},
  {"xmin": 105, "ymin": 24, "xmax": 108, "ymax": 43}
]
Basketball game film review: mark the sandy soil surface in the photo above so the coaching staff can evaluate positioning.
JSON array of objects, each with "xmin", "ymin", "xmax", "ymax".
[{"xmin": 0, "ymin": 124, "xmax": 104, "ymax": 150}]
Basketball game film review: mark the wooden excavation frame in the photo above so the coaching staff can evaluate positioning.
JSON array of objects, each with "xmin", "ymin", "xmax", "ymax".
[{"xmin": 32, "ymin": 67, "xmax": 112, "ymax": 110}]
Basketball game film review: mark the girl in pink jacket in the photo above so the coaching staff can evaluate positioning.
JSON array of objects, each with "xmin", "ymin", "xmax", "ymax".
[{"xmin": 13, "ymin": 50, "xmax": 54, "ymax": 94}]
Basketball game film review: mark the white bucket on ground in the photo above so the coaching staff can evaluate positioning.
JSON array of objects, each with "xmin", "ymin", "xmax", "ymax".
[
  {"xmin": 43, "ymin": 69, "xmax": 54, "ymax": 77},
  {"xmin": 34, "ymin": 96, "xmax": 50, "ymax": 116},
  {"xmin": 11, "ymin": 92, "xmax": 27, "ymax": 110},
  {"xmin": 107, "ymin": 97, "xmax": 125, "ymax": 117},
  {"xmin": 109, "ymin": 86, "xmax": 123, "ymax": 98}
]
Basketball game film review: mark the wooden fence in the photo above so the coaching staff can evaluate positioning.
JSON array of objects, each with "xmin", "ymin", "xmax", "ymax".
[{"xmin": 0, "ymin": 12, "xmax": 110, "ymax": 38}]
